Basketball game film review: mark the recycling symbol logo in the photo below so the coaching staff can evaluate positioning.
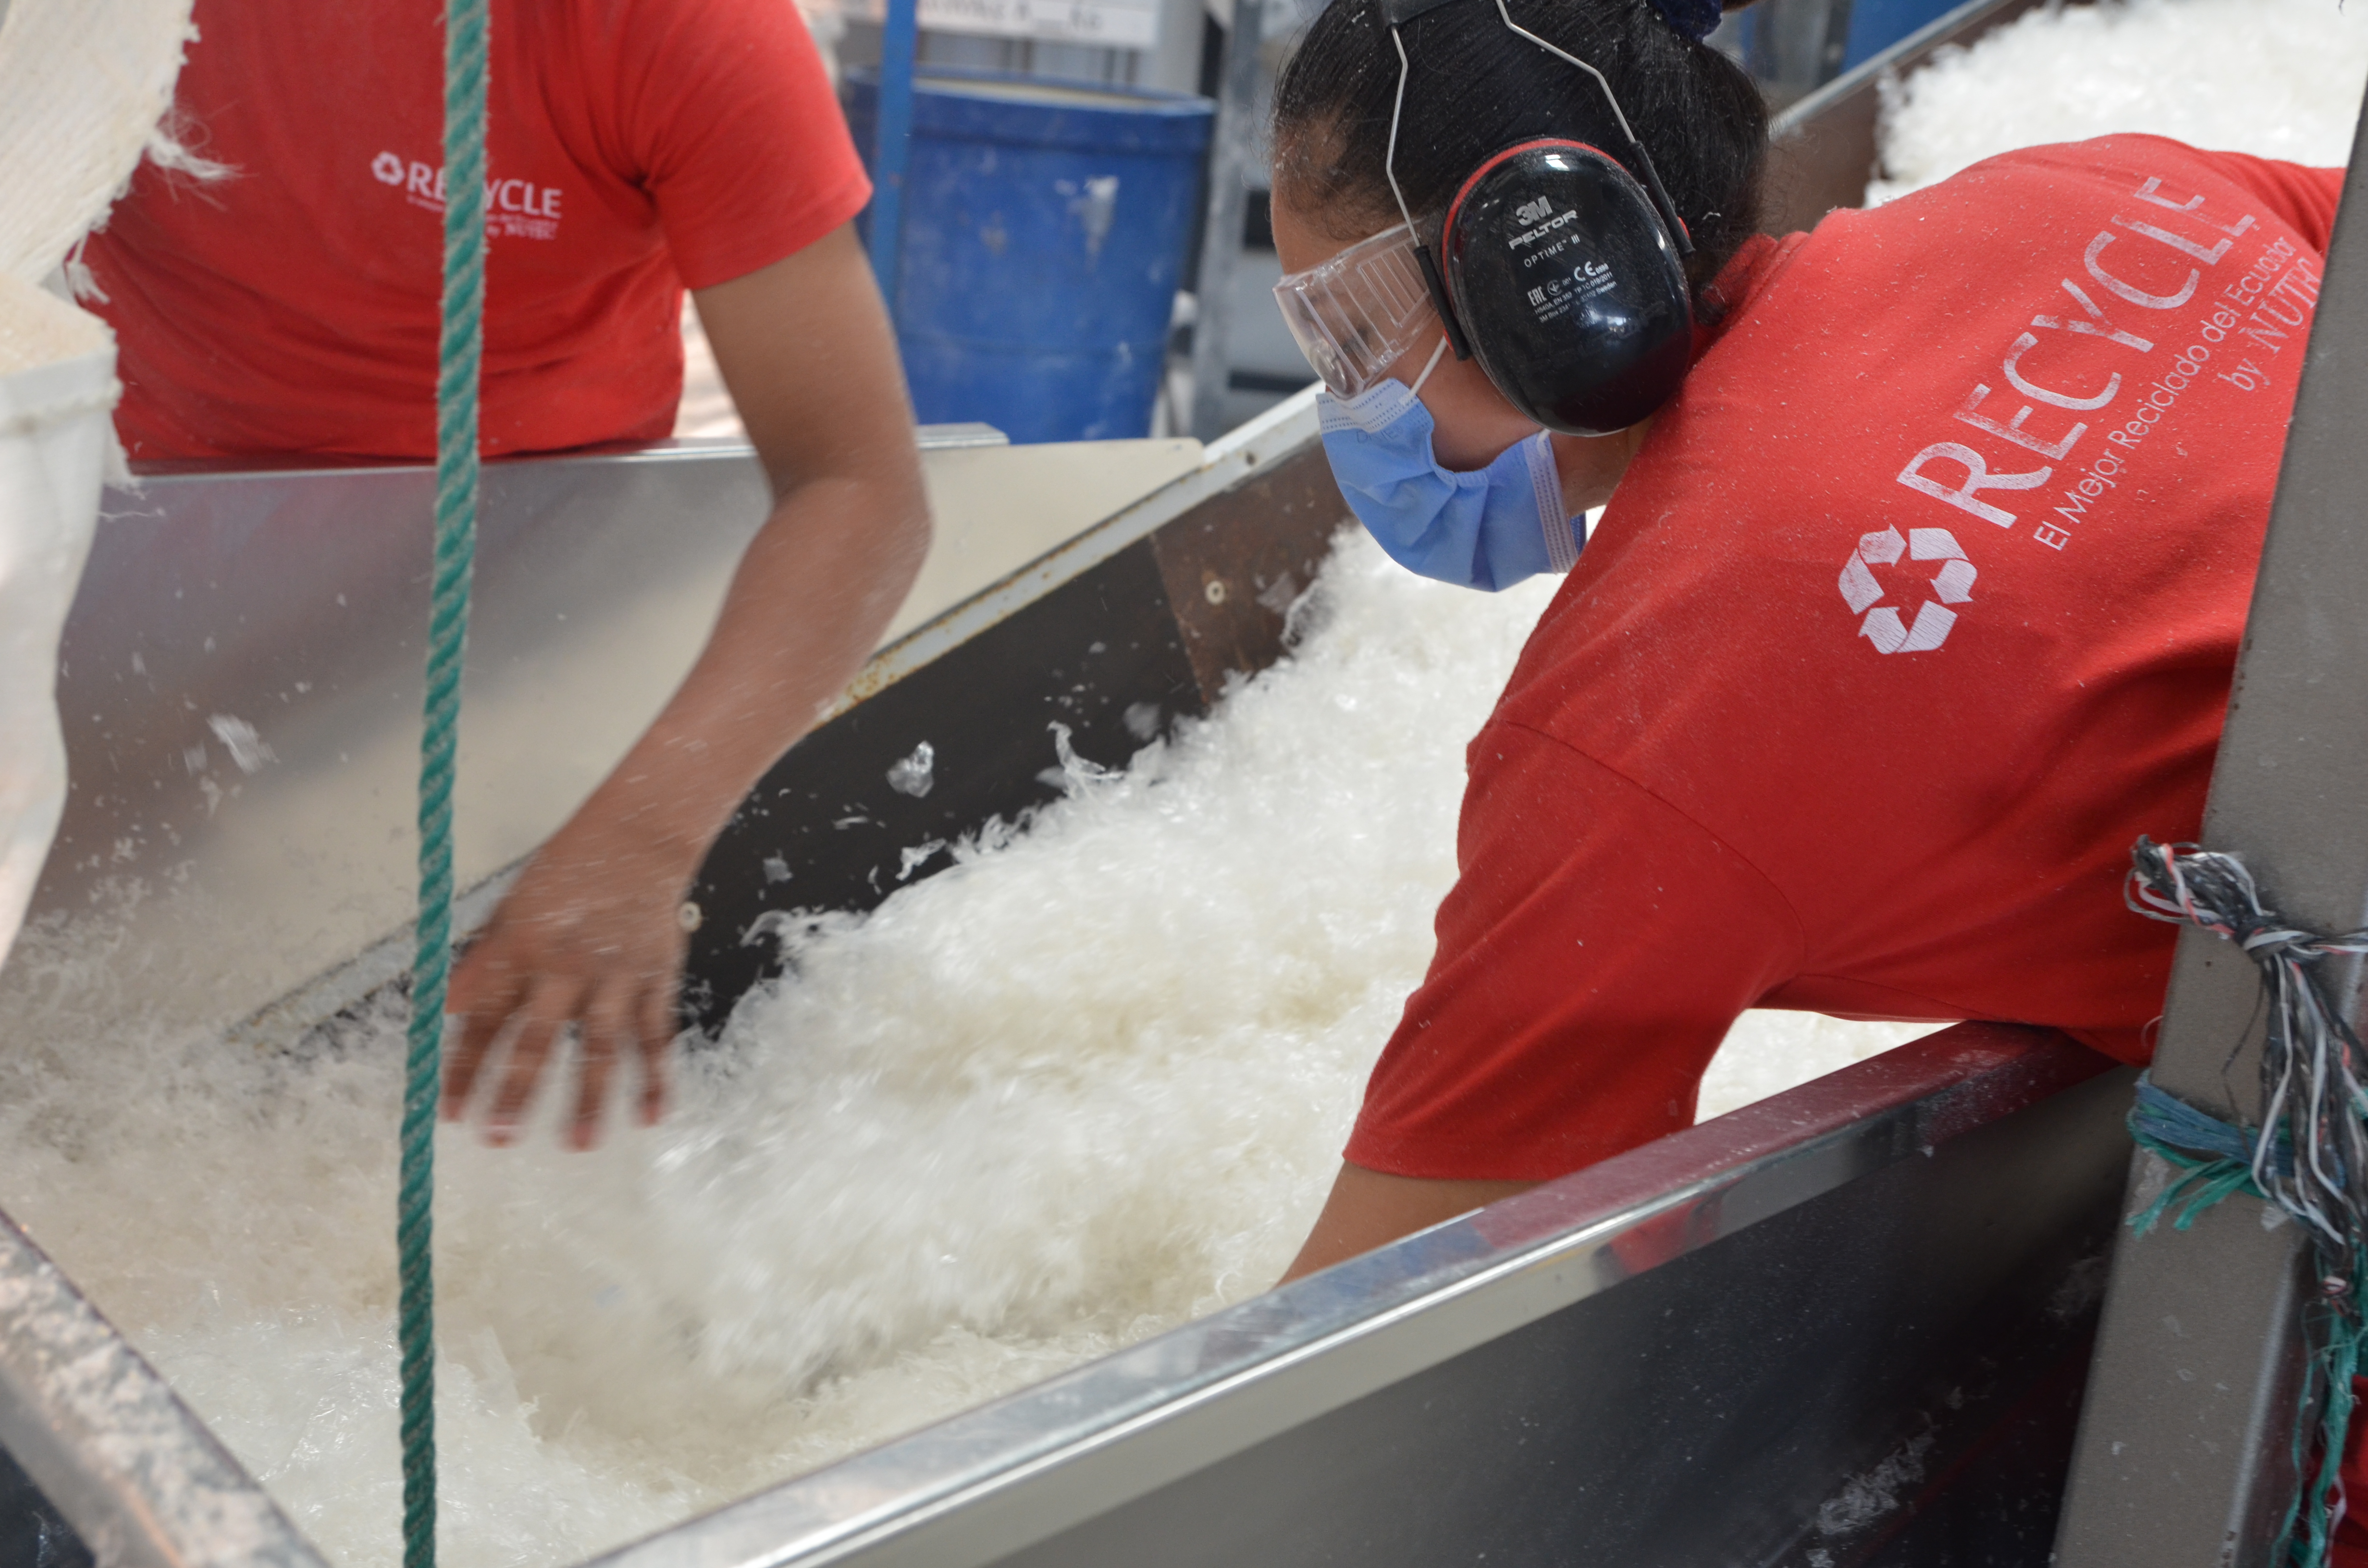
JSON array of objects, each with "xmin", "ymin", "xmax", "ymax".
[{"xmin": 1838, "ymin": 527, "xmax": 1976, "ymax": 654}]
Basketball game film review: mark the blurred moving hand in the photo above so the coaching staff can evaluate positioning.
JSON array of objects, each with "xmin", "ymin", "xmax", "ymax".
[{"xmin": 442, "ymin": 224, "xmax": 930, "ymax": 1149}]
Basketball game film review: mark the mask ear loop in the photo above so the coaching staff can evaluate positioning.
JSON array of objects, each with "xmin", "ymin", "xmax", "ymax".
[
  {"xmin": 1488, "ymin": 0, "xmax": 1695, "ymax": 258},
  {"xmin": 1406, "ymin": 332, "xmax": 1452, "ymax": 399},
  {"xmin": 1386, "ymin": 25, "xmax": 1477, "ymax": 363}
]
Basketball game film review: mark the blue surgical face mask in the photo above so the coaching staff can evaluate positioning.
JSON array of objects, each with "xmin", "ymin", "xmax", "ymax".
[{"xmin": 1317, "ymin": 339, "xmax": 1584, "ymax": 592}]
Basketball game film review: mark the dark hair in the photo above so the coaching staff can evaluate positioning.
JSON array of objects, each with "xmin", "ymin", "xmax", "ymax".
[{"xmin": 1272, "ymin": 0, "xmax": 1769, "ymax": 302}]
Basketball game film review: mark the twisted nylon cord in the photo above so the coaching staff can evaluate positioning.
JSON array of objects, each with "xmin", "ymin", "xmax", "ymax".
[
  {"xmin": 402, "ymin": 0, "xmax": 487, "ymax": 1563},
  {"xmin": 2125, "ymin": 837, "xmax": 2368, "ymax": 1568},
  {"xmin": 2128, "ymin": 838, "xmax": 2368, "ymax": 1254}
]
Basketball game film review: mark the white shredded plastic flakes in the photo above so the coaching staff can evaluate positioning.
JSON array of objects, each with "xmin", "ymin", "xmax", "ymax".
[
  {"xmin": 1869, "ymin": 0, "xmax": 2368, "ymax": 205},
  {"xmin": 0, "ymin": 531, "xmax": 1925, "ymax": 1568}
]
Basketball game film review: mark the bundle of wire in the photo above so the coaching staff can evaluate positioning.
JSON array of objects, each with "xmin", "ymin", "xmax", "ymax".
[{"xmin": 2126, "ymin": 838, "xmax": 2368, "ymax": 1568}]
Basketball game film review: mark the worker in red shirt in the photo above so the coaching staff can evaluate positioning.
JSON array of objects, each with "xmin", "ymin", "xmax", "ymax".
[
  {"xmin": 84, "ymin": 0, "xmax": 930, "ymax": 1148},
  {"xmin": 1261, "ymin": 0, "xmax": 2340, "ymax": 1290}
]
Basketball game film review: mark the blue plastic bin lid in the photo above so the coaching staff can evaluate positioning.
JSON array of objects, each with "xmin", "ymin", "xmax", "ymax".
[{"xmin": 845, "ymin": 66, "xmax": 1215, "ymax": 155}]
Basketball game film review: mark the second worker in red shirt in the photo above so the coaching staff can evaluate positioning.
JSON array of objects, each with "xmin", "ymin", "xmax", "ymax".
[
  {"xmin": 86, "ymin": 0, "xmax": 933, "ymax": 1150},
  {"xmin": 1263, "ymin": 0, "xmax": 2338, "ymax": 1283}
]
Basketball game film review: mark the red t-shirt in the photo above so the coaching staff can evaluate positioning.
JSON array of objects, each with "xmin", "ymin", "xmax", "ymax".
[
  {"xmin": 1348, "ymin": 136, "xmax": 2344, "ymax": 1184},
  {"xmin": 82, "ymin": 0, "xmax": 869, "ymax": 461}
]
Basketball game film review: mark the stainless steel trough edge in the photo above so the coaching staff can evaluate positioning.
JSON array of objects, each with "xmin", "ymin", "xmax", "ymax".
[
  {"xmin": 829, "ymin": 388, "xmax": 1320, "ymax": 721},
  {"xmin": 0, "ymin": 1210, "xmax": 328, "ymax": 1568},
  {"xmin": 586, "ymin": 1024, "xmax": 2119, "ymax": 1568}
]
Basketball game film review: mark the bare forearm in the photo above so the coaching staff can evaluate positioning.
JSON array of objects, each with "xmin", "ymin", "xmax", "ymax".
[
  {"xmin": 1280, "ymin": 1164, "xmax": 1538, "ymax": 1284},
  {"xmin": 587, "ymin": 467, "xmax": 930, "ymax": 881}
]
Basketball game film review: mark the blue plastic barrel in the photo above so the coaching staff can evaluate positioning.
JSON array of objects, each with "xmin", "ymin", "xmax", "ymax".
[
  {"xmin": 844, "ymin": 69, "xmax": 1215, "ymax": 444},
  {"xmin": 1840, "ymin": 0, "xmax": 1973, "ymax": 73}
]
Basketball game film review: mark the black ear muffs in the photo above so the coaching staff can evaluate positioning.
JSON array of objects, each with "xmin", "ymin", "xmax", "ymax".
[{"xmin": 1441, "ymin": 140, "xmax": 1693, "ymax": 437}]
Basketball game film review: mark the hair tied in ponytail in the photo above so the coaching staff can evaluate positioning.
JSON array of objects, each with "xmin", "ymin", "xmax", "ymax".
[{"xmin": 1646, "ymin": 0, "xmax": 1721, "ymax": 42}]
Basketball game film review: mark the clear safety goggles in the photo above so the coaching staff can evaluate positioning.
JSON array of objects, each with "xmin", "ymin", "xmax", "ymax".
[{"xmin": 1271, "ymin": 222, "xmax": 1441, "ymax": 399}]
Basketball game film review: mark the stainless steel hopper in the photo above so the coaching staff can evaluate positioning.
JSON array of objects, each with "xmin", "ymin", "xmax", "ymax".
[{"xmin": 2, "ymin": 3, "xmax": 2127, "ymax": 1561}]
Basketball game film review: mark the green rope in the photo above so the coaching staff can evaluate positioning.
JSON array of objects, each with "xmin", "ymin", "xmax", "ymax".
[
  {"xmin": 401, "ymin": 0, "xmax": 488, "ymax": 1564},
  {"xmin": 2127, "ymin": 1137, "xmax": 2276, "ymax": 1240}
]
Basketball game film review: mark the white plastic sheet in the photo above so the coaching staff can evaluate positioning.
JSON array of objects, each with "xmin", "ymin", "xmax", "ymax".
[
  {"xmin": 0, "ymin": 0, "xmax": 204, "ymax": 285},
  {"xmin": 0, "ymin": 0, "xmax": 197, "ymax": 970},
  {"xmin": 0, "ymin": 277, "xmax": 113, "ymax": 969}
]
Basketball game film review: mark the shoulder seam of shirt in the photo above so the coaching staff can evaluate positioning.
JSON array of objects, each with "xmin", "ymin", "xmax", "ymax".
[{"xmin": 1494, "ymin": 717, "xmax": 1812, "ymax": 976}]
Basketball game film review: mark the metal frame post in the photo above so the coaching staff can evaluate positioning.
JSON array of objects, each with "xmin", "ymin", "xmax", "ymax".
[
  {"xmin": 1743, "ymin": 0, "xmax": 1857, "ymax": 110},
  {"xmin": 1187, "ymin": 0, "xmax": 1263, "ymax": 441},
  {"xmin": 867, "ymin": 0, "xmax": 922, "ymax": 310},
  {"xmin": 2054, "ymin": 88, "xmax": 2368, "ymax": 1568}
]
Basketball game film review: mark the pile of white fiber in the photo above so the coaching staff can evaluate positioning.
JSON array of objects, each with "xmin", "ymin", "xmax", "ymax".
[
  {"xmin": 0, "ymin": 529, "xmax": 1919, "ymax": 1568},
  {"xmin": 1869, "ymin": 0, "xmax": 2368, "ymax": 204}
]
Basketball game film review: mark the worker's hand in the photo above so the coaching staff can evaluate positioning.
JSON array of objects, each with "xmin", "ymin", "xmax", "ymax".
[{"xmin": 443, "ymin": 810, "xmax": 698, "ymax": 1148}]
